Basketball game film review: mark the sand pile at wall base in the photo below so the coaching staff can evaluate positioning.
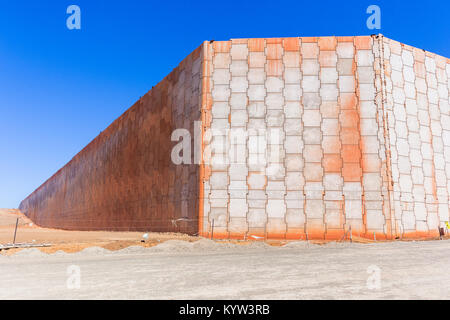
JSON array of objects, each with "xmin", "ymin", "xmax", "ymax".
[{"xmin": 6, "ymin": 237, "xmax": 402, "ymax": 258}]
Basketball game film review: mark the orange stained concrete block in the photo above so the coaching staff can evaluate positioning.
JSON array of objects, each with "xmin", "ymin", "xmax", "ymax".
[
  {"xmin": 362, "ymin": 154, "xmax": 381, "ymax": 172},
  {"xmin": 285, "ymin": 228, "xmax": 308, "ymax": 240},
  {"xmin": 304, "ymin": 163, "xmax": 324, "ymax": 181},
  {"xmin": 320, "ymin": 102, "xmax": 340, "ymax": 118},
  {"xmin": 414, "ymin": 62, "xmax": 426, "ymax": 78},
  {"xmin": 318, "ymin": 36, "xmax": 337, "ymax": 51},
  {"xmin": 324, "ymin": 229, "xmax": 346, "ymax": 240},
  {"xmin": 266, "ymin": 38, "xmax": 283, "ymax": 44},
  {"xmin": 266, "ymin": 60, "xmax": 283, "ymax": 77},
  {"xmin": 248, "ymin": 38, "xmax": 265, "ymax": 52},
  {"xmin": 266, "ymin": 43, "xmax": 283, "ymax": 60},
  {"xmin": 323, "ymin": 154, "xmax": 343, "ymax": 173},
  {"xmin": 339, "ymin": 109, "xmax": 359, "ymax": 127},
  {"xmin": 434, "ymin": 55, "xmax": 447, "ymax": 69},
  {"xmin": 301, "ymin": 43, "xmax": 319, "ymax": 59},
  {"xmin": 341, "ymin": 145, "xmax": 362, "ymax": 163},
  {"xmin": 231, "ymin": 38, "xmax": 248, "ymax": 44},
  {"xmin": 339, "ymin": 93, "xmax": 358, "ymax": 109},
  {"xmin": 340, "ymin": 127, "xmax": 360, "ymax": 145},
  {"xmin": 304, "ymin": 144, "xmax": 324, "ymax": 159},
  {"xmin": 283, "ymin": 37, "xmax": 300, "ymax": 51},
  {"xmin": 336, "ymin": 36, "xmax": 354, "ymax": 43},
  {"xmin": 342, "ymin": 163, "xmax": 363, "ymax": 182},
  {"xmin": 213, "ymin": 41, "xmax": 231, "ymax": 53},
  {"xmin": 322, "ymin": 136, "xmax": 342, "ymax": 153},
  {"xmin": 300, "ymin": 36, "xmax": 318, "ymax": 43},
  {"xmin": 412, "ymin": 47, "xmax": 426, "ymax": 62},
  {"xmin": 248, "ymin": 52, "xmax": 266, "ymax": 68},
  {"xmin": 319, "ymin": 51, "xmax": 337, "ymax": 67},
  {"xmin": 354, "ymin": 36, "xmax": 373, "ymax": 50},
  {"xmin": 305, "ymin": 219, "xmax": 326, "ymax": 239}
]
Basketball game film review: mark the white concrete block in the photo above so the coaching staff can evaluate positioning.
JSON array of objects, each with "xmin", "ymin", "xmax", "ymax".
[
  {"xmin": 266, "ymin": 93, "xmax": 285, "ymax": 109},
  {"xmin": 267, "ymin": 199, "xmax": 286, "ymax": 218},
  {"xmin": 303, "ymin": 110, "xmax": 321, "ymax": 126},
  {"xmin": 248, "ymin": 84, "xmax": 266, "ymax": 101},
  {"xmin": 302, "ymin": 76, "xmax": 320, "ymax": 92},
  {"xmin": 248, "ymin": 68, "xmax": 265, "ymax": 84}
]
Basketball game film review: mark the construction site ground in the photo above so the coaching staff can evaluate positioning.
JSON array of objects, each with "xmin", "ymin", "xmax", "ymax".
[{"xmin": 1, "ymin": 209, "xmax": 449, "ymax": 299}]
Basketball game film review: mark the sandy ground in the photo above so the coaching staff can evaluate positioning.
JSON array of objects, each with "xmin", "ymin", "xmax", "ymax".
[
  {"xmin": 0, "ymin": 209, "xmax": 198, "ymax": 254},
  {"xmin": 1, "ymin": 209, "xmax": 449, "ymax": 299}
]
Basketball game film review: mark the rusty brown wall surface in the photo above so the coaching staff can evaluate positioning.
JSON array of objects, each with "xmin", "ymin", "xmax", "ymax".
[{"xmin": 19, "ymin": 44, "xmax": 205, "ymax": 233}]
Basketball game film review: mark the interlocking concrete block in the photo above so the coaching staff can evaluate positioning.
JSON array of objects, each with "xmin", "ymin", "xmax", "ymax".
[
  {"xmin": 360, "ymin": 118, "xmax": 378, "ymax": 136},
  {"xmin": 266, "ymin": 77, "xmax": 284, "ymax": 93},
  {"xmin": 230, "ymin": 44, "xmax": 248, "ymax": 60},
  {"xmin": 210, "ymin": 172, "xmax": 229, "ymax": 189},
  {"xmin": 322, "ymin": 118, "xmax": 339, "ymax": 136},
  {"xmin": 284, "ymin": 118, "xmax": 302, "ymax": 135},
  {"xmin": 229, "ymin": 181, "xmax": 248, "ymax": 198},
  {"xmin": 248, "ymin": 101, "xmax": 266, "ymax": 118},
  {"xmin": 357, "ymin": 67, "xmax": 374, "ymax": 84},
  {"xmin": 248, "ymin": 68, "xmax": 265, "ymax": 84},
  {"xmin": 321, "ymin": 67, "xmax": 338, "ymax": 83},
  {"xmin": 304, "ymin": 127, "xmax": 323, "ymax": 144},
  {"xmin": 320, "ymin": 84, "xmax": 339, "ymax": 101},
  {"xmin": 248, "ymin": 84, "xmax": 266, "ymax": 101},
  {"xmin": 266, "ymin": 93, "xmax": 285, "ymax": 109},
  {"xmin": 363, "ymin": 173, "xmax": 382, "ymax": 191},
  {"xmin": 285, "ymin": 68, "xmax": 302, "ymax": 84},
  {"xmin": 213, "ymin": 69, "xmax": 231, "ymax": 84},
  {"xmin": 212, "ymin": 102, "xmax": 230, "ymax": 118},
  {"xmin": 305, "ymin": 200, "xmax": 325, "ymax": 218},
  {"xmin": 230, "ymin": 77, "xmax": 248, "ymax": 93},
  {"xmin": 212, "ymin": 85, "xmax": 231, "ymax": 101},
  {"xmin": 267, "ymin": 199, "xmax": 286, "ymax": 218},
  {"xmin": 302, "ymin": 75, "xmax": 320, "ymax": 92},
  {"xmin": 336, "ymin": 42, "xmax": 354, "ymax": 58},
  {"xmin": 344, "ymin": 200, "xmax": 363, "ymax": 219},
  {"xmin": 285, "ymin": 136, "xmax": 304, "ymax": 154},
  {"xmin": 284, "ymin": 84, "xmax": 302, "ymax": 101},
  {"xmin": 229, "ymin": 198, "xmax": 248, "ymax": 217},
  {"xmin": 285, "ymin": 155, "xmax": 304, "ymax": 171},
  {"xmin": 230, "ymin": 60, "xmax": 248, "ymax": 76},
  {"xmin": 337, "ymin": 59, "xmax": 354, "ymax": 75},
  {"xmin": 285, "ymin": 102, "xmax": 302, "ymax": 118},
  {"xmin": 230, "ymin": 109, "xmax": 248, "ymax": 126},
  {"xmin": 302, "ymin": 93, "xmax": 321, "ymax": 109},
  {"xmin": 302, "ymin": 59, "xmax": 320, "ymax": 75},
  {"xmin": 286, "ymin": 172, "xmax": 304, "ymax": 190},
  {"xmin": 323, "ymin": 174, "xmax": 343, "ymax": 190},
  {"xmin": 303, "ymin": 110, "xmax": 321, "ymax": 126},
  {"xmin": 303, "ymin": 163, "xmax": 323, "ymax": 181},
  {"xmin": 356, "ymin": 50, "xmax": 374, "ymax": 67}
]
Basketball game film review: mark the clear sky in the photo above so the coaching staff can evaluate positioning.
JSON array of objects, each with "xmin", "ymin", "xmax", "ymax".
[{"xmin": 0, "ymin": 0, "xmax": 449, "ymax": 208}]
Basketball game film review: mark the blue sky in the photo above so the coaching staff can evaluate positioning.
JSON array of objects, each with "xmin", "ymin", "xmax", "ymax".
[{"xmin": 0, "ymin": 0, "xmax": 449, "ymax": 208}]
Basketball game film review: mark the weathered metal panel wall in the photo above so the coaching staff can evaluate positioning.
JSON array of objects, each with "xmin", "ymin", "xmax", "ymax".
[{"xmin": 19, "ymin": 45, "xmax": 204, "ymax": 233}]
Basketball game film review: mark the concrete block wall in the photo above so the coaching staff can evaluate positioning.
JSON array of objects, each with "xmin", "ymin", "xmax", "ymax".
[
  {"xmin": 20, "ymin": 35, "xmax": 449, "ymax": 240},
  {"xmin": 380, "ymin": 37, "xmax": 450, "ymax": 238},
  {"xmin": 199, "ymin": 35, "xmax": 450, "ymax": 240}
]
